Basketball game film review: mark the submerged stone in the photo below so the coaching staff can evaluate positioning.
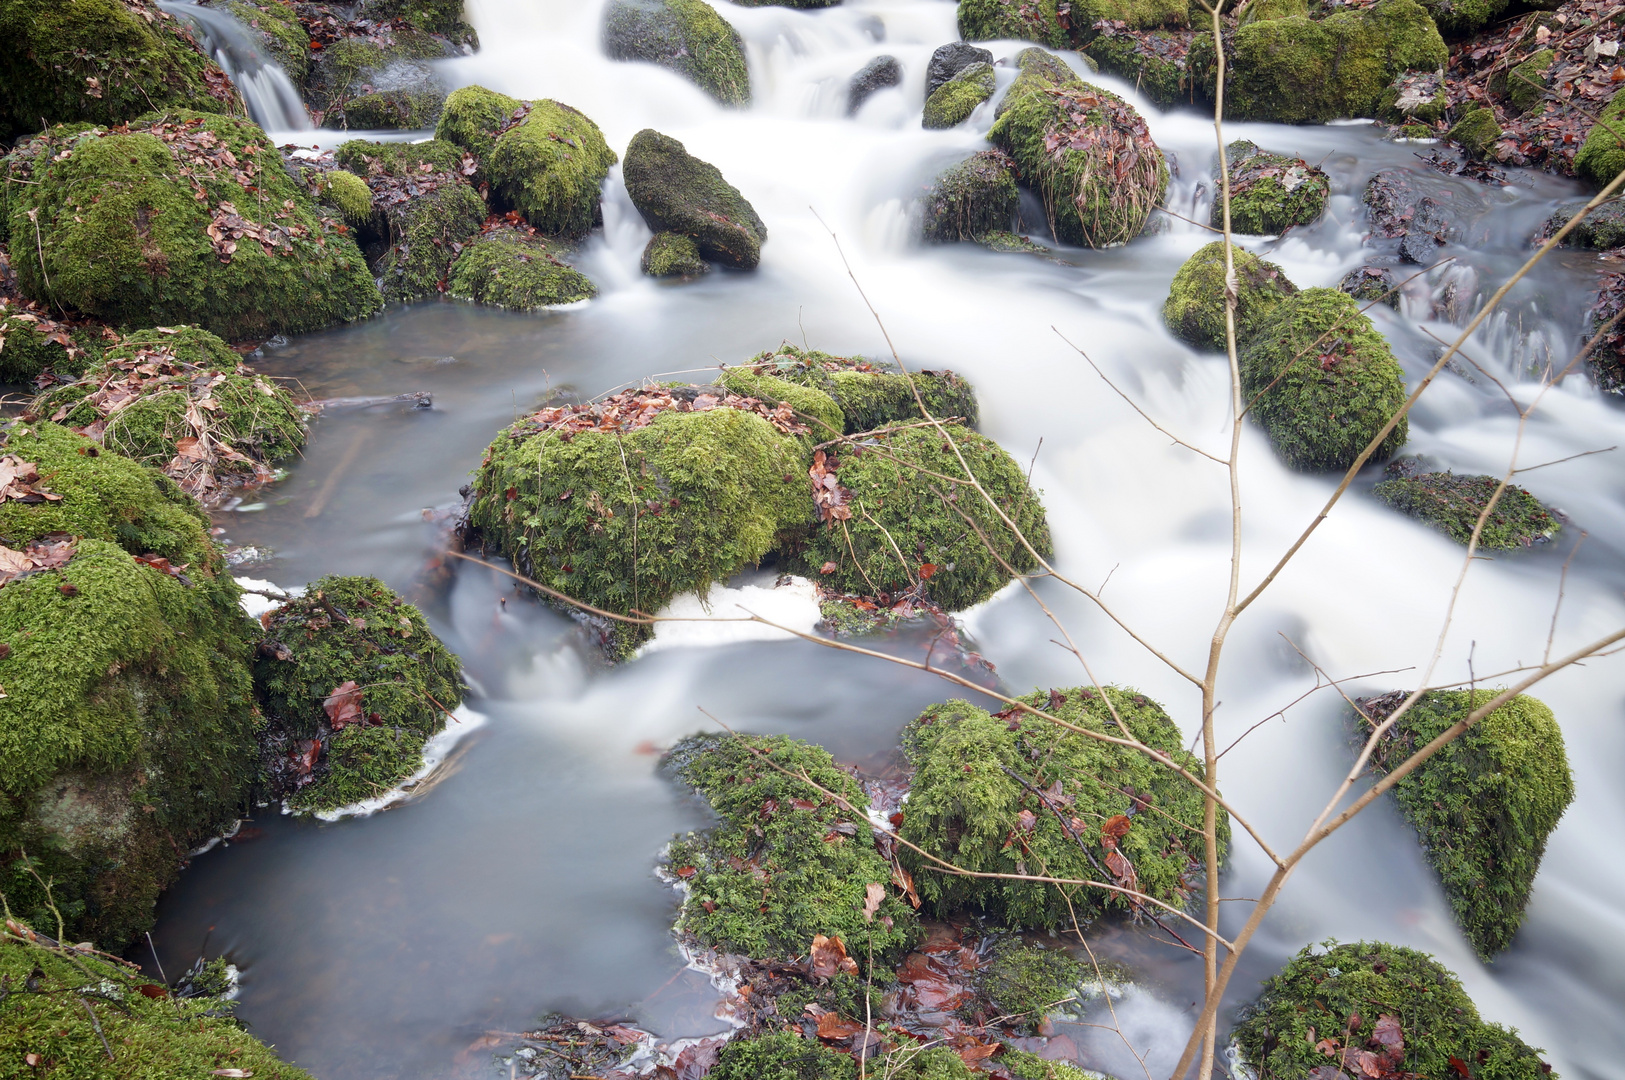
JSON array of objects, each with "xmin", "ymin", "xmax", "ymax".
[
  {"xmin": 641, "ymin": 231, "xmax": 710, "ymax": 278},
  {"xmin": 1545, "ymin": 198, "xmax": 1625, "ymax": 250},
  {"xmin": 923, "ymin": 61, "xmax": 996, "ymax": 129},
  {"xmin": 603, "ymin": 0, "xmax": 751, "ymax": 106},
  {"xmin": 623, "ymin": 129, "xmax": 767, "ymax": 269},
  {"xmin": 1373, "ymin": 458, "xmax": 1558, "ymax": 549},
  {"xmin": 1339, "ymin": 264, "xmax": 1400, "ymax": 307},
  {"xmin": 926, "ymin": 42, "xmax": 994, "ymax": 97},
  {"xmin": 848, "ymin": 55, "xmax": 903, "ymax": 114},
  {"xmin": 1214, "ymin": 140, "xmax": 1329, "ymax": 235},
  {"xmin": 450, "ymin": 226, "xmax": 598, "ymax": 308},
  {"xmin": 920, "ymin": 149, "xmax": 1020, "ymax": 244},
  {"xmin": 1162, "ymin": 241, "xmax": 1299, "ymax": 352},
  {"xmin": 1363, "ymin": 169, "xmax": 1451, "ymax": 264}
]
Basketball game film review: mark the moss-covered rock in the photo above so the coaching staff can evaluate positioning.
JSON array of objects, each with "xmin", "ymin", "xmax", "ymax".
[
  {"xmin": 433, "ymin": 84, "xmax": 520, "ymax": 164},
  {"xmin": 1214, "ymin": 140, "xmax": 1329, "ymax": 235},
  {"xmin": 255, "ymin": 575, "xmax": 464, "ymax": 814},
  {"xmin": 361, "ymin": 0, "xmax": 479, "ymax": 43},
  {"xmin": 1358, "ymin": 690, "xmax": 1572, "ymax": 958},
  {"xmin": 1447, "ymin": 104, "xmax": 1502, "ymax": 159},
  {"xmin": 623, "ymin": 128, "xmax": 767, "ymax": 269},
  {"xmin": 1546, "ymin": 198, "xmax": 1625, "ymax": 249},
  {"xmin": 899, "ymin": 687, "xmax": 1222, "ymax": 930},
  {"xmin": 717, "ymin": 364, "xmax": 847, "ymax": 437},
  {"xmin": 1238, "ymin": 0, "xmax": 1307, "ymax": 24},
  {"xmin": 1493, "ymin": 47, "xmax": 1554, "ymax": 115},
  {"xmin": 921, "ymin": 150, "xmax": 1019, "ymax": 244},
  {"xmin": 6, "ymin": 112, "xmax": 381, "ymax": 341},
  {"xmin": 312, "ymin": 168, "xmax": 376, "ymax": 224},
  {"xmin": 923, "ymin": 62, "xmax": 996, "ymax": 129},
  {"xmin": 221, "ymin": 0, "xmax": 312, "ymax": 85},
  {"xmin": 1000, "ymin": 1049, "xmax": 1103, "ymax": 1080},
  {"xmin": 1378, "ymin": 70, "xmax": 1448, "ymax": 124},
  {"xmin": 1574, "ymin": 88, "xmax": 1625, "ymax": 188},
  {"xmin": 1239, "ymin": 288, "xmax": 1409, "ymax": 471},
  {"xmin": 1372, "ymin": 459, "xmax": 1558, "ymax": 549},
  {"xmin": 0, "ymin": 307, "xmax": 109, "ymax": 386},
  {"xmin": 1234, "ymin": 941, "xmax": 1552, "ymax": 1077},
  {"xmin": 989, "ymin": 52, "xmax": 1167, "ymax": 247},
  {"xmin": 958, "ymin": 0, "xmax": 1071, "ymax": 46},
  {"xmin": 980, "ymin": 941, "xmax": 1084, "ymax": 1031},
  {"xmin": 603, "ymin": 0, "xmax": 751, "ymax": 106},
  {"xmin": 709, "ymin": 1032, "xmax": 856, "ymax": 1080},
  {"xmin": 662, "ymin": 733, "xmax": 920, "ymax": 963},
  {"xmin": 305, "ymin": 28, "xmax": 451, "ymax": 130},
  {"xmin": 450, "ymin": 226, "xmax": 598, "ymax": 308},
  {"xmin": 928, "ymin": 43, "xmax": 996, "ymax": 97},
  {"xmin": 1083, "ymin": 28, "xmax": 1193, "ymax": 109},
  {"xmin": 641, "ymin": 231, "xmax": 709, "ymax": 277},
  {"xmin": 1339, "ymin": 264, "xmax": 1399, "ymax": 307},
  {"xmin": 1162, "ymin": 241, "xmax": 1298, "ymax": 352},
  {"xmin": 728, "ymin": 344, "xmax": 980, "ymax": 434},
  {"xmin": 1416, "ymin": 0, "xmax": 1508, "ymax": 36}
]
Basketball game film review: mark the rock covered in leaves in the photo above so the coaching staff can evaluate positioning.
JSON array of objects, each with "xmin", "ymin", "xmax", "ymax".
[
  {"xmin": 1378, "ymin": 69, "xmax": 1448, "ymax": 124},
  {"xmin": 1239, "ymin": 288, "xmax": 1409, "ymax": 472},
  {"xmin": 1339, "ymin": 265, "xmax": 1400, "ymax": 308},
  {"xmin": 923, "ymin": 61, "xmax": 996, "ymax": 129},
  {"xmin": 1233, "ymin": 941, "xmax": 1552, "ymax": 1078},
  {"xmin": 919, "ymin": 149, "xmax": 1020, "ymax": 244},
  {"xmin": 602, "ymin": 0, "xmax": 751, "ymax": 106},
  {"xmin": 449, "ymin": 223, "xmax": 598, "ymax": 308},
  {"xmin": 1362, "ymin": 169, "xmax": 1453, "ymax": 264},
  {"xmin": 1162, "ymin": 241, "xmax": 1299, "ymax": 352},
  {"xmin": 1213, "ymin": 140, "xmax": 1330, "ymax": 235},
  {"xmin": 957, "ymin": 0, "xmax": 1071, "ymax": 47},
  {"xmin": 848, "ymin": 55, "xmax": 903, "ymax": 114},
  {"xmin": 1372, "ymin": 458, "xmax": 1559, "ymax": 549},
  {"xmin": 1448, "ymin": 105, "xmax": 1502, "ymax": 160},
  {"xmin": 255, "ymin": 575, "xmax": 464, "ymax": 814},
  {"xmin": 898, "ymin": 688, "xmax": 1222, "ymax": 931},
  {"xmin": 1357, "ymin": 690, "xmax": 1572, "ymax": 958},
  {"xmin": 721, "ymin": 344, "xmax": 980, "ymax": 436},
  {"xmin": 623, "ymin": 128, "xmax": 767, "ymax": 269},
  {"xmin": 641, "ymin": 231, "xmax": 710, "ymax": 278}
]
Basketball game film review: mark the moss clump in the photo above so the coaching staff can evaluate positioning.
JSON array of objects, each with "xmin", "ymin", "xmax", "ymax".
[
  {"xmin": 334, "ymin": 137, "xmax": 464, "ymax": 177},
  {"xmin": 642, "ymin": 231, "xmax": 709, "ymax": 277},
  {"xmin": 737, "ymin": 344, "xmax": 979, "ymax": 435},
  {"xmin": 0, "ymin": 309, "xmax": 109, "ymax": 386},
  {"xmin": 1373, "ymin": 461, "xmax": 1558, "ymax": 549},
  {"xmin": 603, "ymin": 0, "xmax": 751, "ymax": 106},
  {"xmin": 0, "ymin": 930, "xmax": 315, "ymax": 1079},
  {"xmin": 7, "ymin": 111, "xmax": 381, "ymax": 341},
  {"xmin": 1416, "ymin": 0, "xmax": 1508, "ymax": 36},
  {"xmin": 223, "ymin": 0, "xmax": 311, "ymax": 84},
  {"xmin": 1239, "ymin": 288, "xmax": 1409, "ymax": 472},
  {"xmin": 623, "ymin": 128, "xmax": 767, "ymax": 269},
  {"xmin": 315, "ymin": 168, "xmax": 376, "ymax": 223},
  {"xmin": 363, "ymin": 0, "xmax": 479, "ymax": 42},
  {"xmin": 958, "ymin": 0, "xmax": 1070, "ymax": 46},
  {"xmin": 1494, "ymin": 48, "xmax": 1553, "ymax": 114},
  {"xmin": 1378, "ymin": 71, "xmax": 1447, "ymax": 123},
  {"xmin": 1001, "ymin": 1049, "xmax": 1102, "ymax": 1080},
  {"xmin": 379, "ymin": 182, "xmax": 488, "ymax": 304},
  {"xmin": 1546, "ymin": 199, "xmax": 1625, "ymax": 249},
  {"xmin": 1358, "ymin": 691, "xmax": 1573, "ymax": 958},
  {"xmin": 450, "ymin": 227, "xmax": 597, "ymax": 309},
  {"xmin": 662, "ymin": 733, "xmax": 920, "ymax": 964},
  {"xmin": 980, "ymin": 941, "xmax": 1084, "ymax": 1030},
  {"xmin": 923, "ymin": 62, "xmax": 996, "ymax": 129},
  {"xmin": 305, "ymin": 30, "xmax": 450, "ymax": 130},
  {"xmin": 709, "ymin": 1032, "xmax": 855, "ymax": 1080},
  {"xmin": 921, "ymin": 149, "xmax": 1020, "ymax": 244},
  {"xmin": 1215, "ymin": 140, "xmax": 1329, "ymax": 235},
  {"xmin": 255, "ymin": 575, "xmax": 464, "ymax": 814},
  {"xmin": 899, "ymin": 688, "xmax": 1222, "ymax": 931},
  {"xmin": 1575, "ymin": 88, "xmax": 1625, "ymax": 188},
  {"xmin": 989, "ymin": 55, "xmax": 1167, "ymax": 247},
  {"xmin": 1234, "ymin": 941, "xmax": 1552, "ymax": 1078},
  {"xmin": 1449, "ymin": 105, "xmax": 1503, "ymax": 159},
  {"xmin": 1083, "ymin": 30, "xmax": 1192, "ymax": 110},
  {"xmin": 1238, "ymin": 0, "xmax": 1308, "ymax": 24},
  {"xmin": 1162, "ymin": 241, "xmax": 1298, "ymax": 352},
  {"xmin": 717, "ymin": 366, "xmax": 847, "ymax": 437},
  {"xmin": 433, "ymin": 85, "xmax": 522, "ymax": 164}
]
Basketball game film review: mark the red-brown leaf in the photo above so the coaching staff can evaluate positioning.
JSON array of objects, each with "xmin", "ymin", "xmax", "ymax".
[{"xmin": 322, "ymin": 680, "xmax": 364, "ymax": 730}]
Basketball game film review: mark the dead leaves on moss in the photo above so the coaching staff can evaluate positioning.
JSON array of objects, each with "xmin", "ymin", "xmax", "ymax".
[
  {"xmin": 516, "ymin": 387, "xmax": 809, "ymax": 440},
  {"xmin": 0, "ymin": 456, "xmax": 63, "ymax": 505},
  {"xmin": 0, "ymin": 536, "xmax": 75, "ymax": 588},
  {"xmin": 809, "ymin": 448, "xmax": 852, "ymax": 524}
]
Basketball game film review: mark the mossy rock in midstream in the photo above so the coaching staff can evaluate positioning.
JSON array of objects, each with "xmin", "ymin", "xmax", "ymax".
[
  {"xmin": 1239, "ymin": 288, "xmax": 1409, "ymax": 472},
  {"xmin": 923, "ymin": 62, "xmax": 996, "ymax": 129},
  {"xmin": 1233, "ymin": 941, "xmax": 1553, "ymax": 1077},
  {"xmin": 0, "ymin": 0, "xmax": 241, "ymax": 142},
  {"xmin": 1449, "ymin": 105, "xmax": 1503, "ymax": 160},
  {"xmin": 978, "ymin": 939, "xmax": 1086, "ymax": 1032},
  {"xmin": 1574, "ymin": 87, "xmax": 1625, "ymax": 188},
  {"xmin": 1357, "ymin": 690, "xmax": 1573, "ymax": 959},
  {"xmin": 1340, "ymin": 265, "xmax": 1400, "ymax": 307},
  {"xmin": 723, "ymin": 343, "xmax": 981, "ymax": 436},
  {"xmin": 1544, "ymin": 198, "xmax": 1625, "ymax": 250},
  {"xmin": 0, "ymin": 306, "xmax": 112, "ymax": 386},
  {"xmin": 305, "ymin": 28, "xmax": 453, "ymax": 130},
  {"xmin": 221, "ymin": 0, "xmax": 313, "ymax": 85},
  {"xmin": 4, "ymin": 112, "xmax": 381, "ymax": 342},
  {"xmin": 436, "ymin": 87, "xmax": 618, "ymax": 240},
  {"xmin": 920, "ymin": 149, "xmax": 1019, "ymax": 244},
  {"xmin": 1372, "ymin": 458, "xmax": 1559, "ymax": 549},
  {"xmin": 449, "ymin": 226, "xmax": 598, "ymax": 308},
  {"xmin": 661, "ymin": 733, "xmax": 921, "ymax": 965},
  {"xmin": 602, "ymin": 0, "xmax": 751, "ymax": 106},
  {"xmin": 1213, "ymin": 140, "xmax": 1330, "ymax": 235},
  {"xmin": 0, "ymin": 420, "xmax": 260, "ymax": 950},
  {"xmin": 623, "ymin": 128, "xmax": 767, "ymax": 269},
  {"xmin": 1162, "ymin": 241, "xmax": 1299, "ymax": 352},
  {"xmin": 0, "ymin": 925, "xmax": 315, "ymax": 1079},
  {"xmin": 1082, "ymin": 28, "xmax": 1194, "ymax": 110},
  {"xmin": 989, "ymin": 49, "xmax": 1168, "ymax": 248},
  {"xmin": 1378, "ymin": 70, "xmax": 1448, "ymax": 124},
  {"xmin": 255, "ymin": 575, "xmax": 464, "ymax": 814},
  {"xmin": 898, "ymin": 687, "xmax": 1224, "ymax": 931},
  {"xmin": 642, "ymin": 231, "xmax": 709, "ymax": 278}
]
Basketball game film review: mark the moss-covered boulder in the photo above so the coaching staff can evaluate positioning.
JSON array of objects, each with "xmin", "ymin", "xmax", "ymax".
[
  {"xmin": 989, "ymin": 50, "xmax": 1167, "ymax": 248},
  {"xmin": 1238, "ymin": 0, "xmax": 1308, "ymax": 25},
  {"xmin": 1492, "ymin": 48, "xmax": 1554, "ymax": 115},
  {"xmin": 958, "ymin": 0, "xmax": 1070, "ymax": 47},
  {"xmin": 362, "ymin": 0, "xmax": 479, "ymax": 43},
  {"xmin": 1213, "ymin": 140, "xmax": 1329, "ymax": 235},
  {"xmin": 603, "ymin": 0, "xmax": 751, "ymax": 106},
  {"xmin": 1162, "ymin": 241, "xmax": 1298, "ymax": 352},
  {"xmin": 1416, "ymin": 0, "xmax": 1508, "ymax": 37},
  {"xmin": 641, "ymin": 231, "xmax": 709, "ymax": 278},
  {"xmin": 1546, "ymin": 198, "xmax": 1625, "ymax": 250},
  {"xmin": 0, "ymin": 305, "xmax": 109, "ymax": 386},
  {"xmin": 1358, "ymin": 690, "xmax": 1572, "ymax": 958},
  {"xmin": 306, "ymin": 28, "xmax": 451, "ymax": 129},
  {"xmin": 313, "ymin": 168, "xmax": 377, "ymax": 224},
  {"xmin": 709, "ymin": 1032, "xmax": 857, "ymax": 1080},
  {"xmin": 450, "ymin": 226, "xmax": 598, "ymax": 308},
  {"xmin": 1239, "ymin": 288, "xmax": 1409, "ymax": 471},
  {"xmin": 1234, "ymin": 941, "xmax": 1552, "ymax": 1077},
  {"xmin": 0, "ymin": 0, "xmax": 241, "ymax": 142},
  {"xmin": 1449, "ymin": 105, "xmax": 1503, "ymax": 159},
  {"xmin": 255, "ymin": 575, "xmax": 464, "ymax": 814},
  {"xmin": 927, "ymin": 42, "xmax": 995, "ymax": 97},
  {"xmin": 623, "ymin": 128, "xmax": 767, "ymax": 269},
  {"xmin": 1372, "ymin": 459, "xmax": 1558, "ymax": 549},
  {"xmin": 923, "ymin": 62, "xmax": 996, "ymax": 129},
  {"xmin": 724, "ymin": 344, "xmax": 980, "ymax": 435},
  {"xmin": 220, "ymin": 0, "xmax": 313, "ymax": 85},
  {"xmin": 662, "ymin": 733, "xmax": 920, "ymax": 963},
  {"xmin": 6, "ymin": 112, "xmax": 381, "ymax": 341},
  {"xmin": 0, "ymin": 420, "xmax": 258, "ymax": 950},
  {"xmin": 980, "ymin": 940, "xmax": 1084, "ymax": 1031},
  {"xmin": 1378, "ymin": 70, "xmax": 1448, "ymax": 124},
  {"xmin": 921, "ymin": 149, "xmax": 1019, "ymax": 244},
  {"xmin": 1083, "ymin": 27, "xmax": 1193, "ymax": 110},
  {"xmin": 1574, "ymin": 88, "xmax": 1625, "ymax": 188},
  {"xmin": 899, "ymin": 687, "xmax": 1222, "ymax": 930}
]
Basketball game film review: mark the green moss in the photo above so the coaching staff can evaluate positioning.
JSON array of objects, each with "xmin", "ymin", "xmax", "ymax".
[
  {"xmin": 1448, "ymin": 105, "xmax": 1503, "ymax": 159},
  {"xmin": 603, "ymin": 0, "xmax": 751, "ymax": 107},
  {"xmin": 1373, "ymin": 464, "xmax": 1558, "ymax": 549},
  {"xmin": 741, "ymin": 344, "xmax": 979, "ymax": 434},
  {"xmin": 336, "ymin": 137, "xmax": 465, "ymax": 177},
  {"xmin": 362, "ymin": 0, "xmax": 478, "ymax": 43},
  {"xmin": 623, "ymin": 128, "xmax": 766, "ymax": 269},
  {"xmin": 1493, "ymin": 48, "xmax": 1553, "ymax": 114},
  {"xmin": 1575, "ymin": 89, "xmax": 1625, "ymax": 188},
  {"xmin": 899, "ymin": 687, "xmax": 1222, "ymax": 931},
  {"xmin": 1239, "ymin": 288, "xmax": 1409, "ymax": 472},
  {"xmin": 303, "ymin": 724, "xmax": 426, "ymax": 808},
  {"xmin": 1547, "ymin": 199, "xmax": 1625, "ymax": 249},
  {"xmin": 0, "ymin": 313, "xmax": 107, "ymax": 385},
  {"xmin": 717, "ymin": 367, "xmax": 847, "ymax": 437},
  {"xmin": 921, "ymin": 149, "xmax": 1019, "ymax": 244},
  {"xmin": 1378, "ymin": 71, "xmax": 1448, "ymax": 124},
  {"xmin": 1359, "ymin": 691, "xmax": 1572, "ymax": 958},
  {"xmin": 980, "ymin": 941, "xmax": 1084, "ymax": 1030},
  {"xmin": 1234, "ymin": 941, "xmax": 1552, "ymax": 1078},
  {"xmin": 7, "ymin": 111, "xmax": 381, "ymax": 341},
  {"xmin": 1238, "ymin": 0, "xmax": 1307, "ymax": 24},
  {"xmin": 1162, "ymin": 241, "xmax": 1298, "ymax": 352},
  {"xmin": 1000, "ymin": 1048, "xmax": 1104, "ymax": 1080},
  {"xmin": 343, "ymin": 86, "xmax": 447, "ymax": 130},
  {"xmin": 0, "ymin": 931, "xmax": 315, "ymax": 1079},
  {"xmin": 709, "ymin": 1032, "xmax": 855, "ymax": 1080},
  {"xmin": 306, "ymin": 30, "xmax": 449, "ymax": 130},
  {"xmin": 224, "ymin": 0, "xmax": 311, "ymax": 84},
  {"xmin": 1083, "ymin": 31, "xmax": 1191, "ymax": 109},
  {"xmin": 375, "ymin": 180, "xmax": 487, "ymax": 304},
  {"xmin": 1416, "ymin": 0, "xmax": 1508, "ymax": 36},
  {"xmin": 435, "ymin": 85, "xmax": 524, "ymax": 164},
  {"xmin": 641, "ymin": 231, "xmax": 709, "ymax": 277},
  {"xmin": 923, "ymin": 62, "xmax": 996, "ymax": 129},
  {"xmin": 982, "ymin": 230, "xmax": 1051, "ymax": 254},
  {"xmin": 485, "ymin": 101, "xmax": 618, "ymax": 238},
  {"xmin": 959, "ymin": 0, "xmax": 1069, "ymax": 45},
  {"xmin": 1215, "ymin": 140, "xmax": 1329, "ymax": 235},
  {"xmin": 316, "ymin": 168, "xmax": 376, "ymax": 223},
  {"xmin": 662, "ymin": 733, "xmax": 920, "ymax": 963},
  {"xmin": 449, "ymin": 228, "xmax": 597, "ymax": 309}
]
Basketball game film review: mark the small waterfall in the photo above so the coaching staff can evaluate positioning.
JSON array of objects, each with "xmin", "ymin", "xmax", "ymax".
[{"xmin": 159, "ymin": 0, "xmax": 312, "ymax": 133}]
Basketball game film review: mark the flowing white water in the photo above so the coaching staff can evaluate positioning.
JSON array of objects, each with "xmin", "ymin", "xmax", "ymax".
[
  {"xmin": 159, "ymin": 0, "xmax": 313, "ymax": 133},
  {"xmin": 145, "ymin": 2, "xmax": 1625, "ymax": 1078}
]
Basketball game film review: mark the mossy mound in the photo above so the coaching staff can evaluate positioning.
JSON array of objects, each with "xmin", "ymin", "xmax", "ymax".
[
  {"xmin": 222, "ymin": 0, "xmax": 312, "ymax": 84},
  {"xmin": 1083, "ymin": 28, "xmax": 1193, "ymax": 110},
  {"xmin": 1449, "ymin": 105, "xmax": 1503, "ymax": 160},
  {"xmin": 1592, "ymin": 272, "xmax": 1625, "ymax": 394},
  {"xmin": 305, "ymin": 29, "xmax": 450, "ymax": 130},
  {"xmin": 623, "ymin": 129, "xmax": 767, "ymax": 269},
  {"xmin": 642, "ymin": 231, "xmax": 709, "ymax": 277},
  {"xmin": 1373, "ymin": 460, "xmax": 1558, "ymax": 549},
  {"xmin": 1239, "ymin": 288, "xmax": 1409, "ymax": 472},
  {"xmin": 255, "ymin": 575, "xmax": 464, "ymax": 814},
  {"xmin": 709, "ymin": 1032, "xmax": 856, "ymax": 1080},
  {"xmin": 1378, "ymin": 70, "xmax": 1447, "ymax": 124},
  {"xmin": 449, "ymin": 226, "xmax": 598, "ymax": 309},
  {"xmin": 928, "ymin": 43, "xmax": 995, "ymax": 98},
  {"xmin": 1575, "ymin": 88, "xmax": 1625, "ymax": 188},
  {"xmin": 603, "ymin": 0, "xmax": 751, "ymax": 106},
  {"xmin": 1234, "ymin": 941, "xmax": 1552, "ymax": 1077},
  {"xmin": 979, "ymin": 941, "xmax": 1084, "ymax": 1031},
  {"xmin": 1001, "ymin": 1049, "xmax": 1102, "ymax": 1080},
  {"xmin": 921, "ymin": 150, "xmax": 1019, "ymax": 244},
  {"xmin": 1416, "ymin": 0, "xmax": 1508, "ymax": 36},
  {"xmin": 1493, "ymin": 48, "xmax": 1553, "ymax": 115},
  {"xmin": 923, "ymin": 62, "xmax": 996, "ymax": 129},
  {"xmin": 315, "ymin": 168, "xmax": 376, "ymax": 224},
  {"xmin": 0, "ymin": 0, "xmax": 240, "ymax": 142},
  {"xmin": 6, "ymin": 112, "xmax": 381, "ymax": 341},
  {"xmin": 728, "ymin": 343, "xmax": 980, "ymax": 435},
  {"xmin": 1358, "ymin": 690, "xmax": 1572, "ymax": 958},
  {"xmin": 0, "ymin": 927, "xmax": 315, "ymax": 1079},
  {"xmin": 662, "ymin": 733, "xmax": 920, "ymax": 964},
  {"xmin": 1546, "ymin": 199, "xmax": 1625, "ymax": 249},
  {"xmin": 1162, "ymin": 241, "xmax": 1299, "ymax": 352},
  {"xmin": 958, "ymin": 0, "xmax": 1070, "ymax": 46},
  {"xmin": 1214, "ymin": 140, "xmax": 1330, "ymax": 235},
  {"xmin": 1238, "ymin": 0, "xmax": 1308, "ymax": 24},
  {"xmin": 989, "ymin": 52, "xmax": 1167, "ymax": 248},
  {"xmin": 0, "ymin": 307, "xmax": 109, "ymax": 386},
  {"xmin": 363, "ymin": 0, "xmax": 479, "ymax": 43},
  {"xmin": 898, "ymin": 687, "xmax": 1222, "ymax": 931}
]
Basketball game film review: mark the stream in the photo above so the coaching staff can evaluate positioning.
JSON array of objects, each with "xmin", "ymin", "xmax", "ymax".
[{"xmin": 140, "ymin": 1, "xmax": 1625, "ymax": 1078}]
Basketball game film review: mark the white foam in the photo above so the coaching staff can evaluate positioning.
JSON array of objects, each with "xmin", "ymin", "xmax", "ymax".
[{"xmin": 638, "ymin": 574, "xmax": 821, "ymax": 655}]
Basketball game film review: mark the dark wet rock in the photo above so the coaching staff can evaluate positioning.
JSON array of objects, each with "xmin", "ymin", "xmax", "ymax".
[
  {"xmin": 1373, "ymin": 457, "xmax": 1559, "ymax": 549},
  {"xmin": 449, "ymin": 226, "xmax": 598, "ymax": 308},
  {"xmin": 922, "ymin": 61, "xmax": 995, "ymax": 128},
  {"xmin": 1378, "ymin": 69, "xmax": 1447, "ymax": 124},
  {"xmin": 1164, "ymin": 241, "xmax": 1299, "ymax": 352},
  {"xmin": 1586, "ymin": 270, "xmax": 1625, "ymax": 394},
  {"xmin": 623, "ymin": 128, "xmax": 767, "ymax": 269},
  {"xmin": 1339, "ymin": 264, "xmax": 1399, "ymax": 307},
  {"xmin": 1363, "ymin": 169, "xmax": 1451, "ymax": 264},
  {"xmin": 1544, "ymin": 198, "xmax": 1625, "ymax": 250},
  {"xmin": 847, "ymin": 54, "xmax": 902, "ymax": 113},
  {"xmin": 602, "ymin": 0, "xmax": 750, "ymax": 106},
  {"xmin": 926, "ymin": 41, "xmax": 994, "ymax": 97},
  {"xmin": 641, "ymin": 231, "xmax": 710, "ymax": 278},
  {"xmin": 1214, "ymin": 139, "xmax": 1329, "ymax": 235},
  {"xmin": 1447, "ymin": 105, "xmax": 1501, "ymax": 159},
  {"xmin": 920, "ymin": 149, "xmax": 1019, "ymax": 243}
]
